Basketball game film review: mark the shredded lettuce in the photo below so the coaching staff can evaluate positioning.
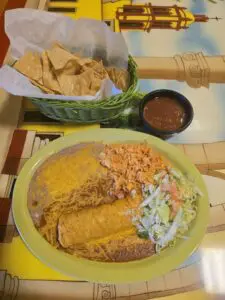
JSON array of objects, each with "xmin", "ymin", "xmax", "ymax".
[
  {"xmin": 157, "ymin": 204, "xmax": 170, "ymax": 224},
  {"xmin": 135, "ymin": 168, "xmax": 202, "ymax": 253}
]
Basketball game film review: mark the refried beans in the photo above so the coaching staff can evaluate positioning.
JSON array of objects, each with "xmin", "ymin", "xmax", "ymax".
[{"xmin": 143, "ymin": 97, "xmax": 186, "ymax": 131}]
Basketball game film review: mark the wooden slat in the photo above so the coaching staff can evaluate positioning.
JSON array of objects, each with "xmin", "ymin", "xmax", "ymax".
[
  {"xmin": 207, "ymin": 170, "xmax": 225, "ymax": 180},
  {"xmin": 129, "ymin": 282, "xmax": 148, "ymax": 297},
  {"xmin": 183, "ymin": 144, "xmax": 208, "ymax": 165},
  {"xmin": 209, "ymin": 205, "xmax": 225, "ymax": 227},
  {"xmin": 184, "ymin": 144, "xmax": 209, "ymax": 173},
  {"xmin": 204, "ymin": 142, "xmax": 225, "ymax": 169},
  {"xmin": 164, "ymin": 270, "xmax": 182, "ymax": 289}
]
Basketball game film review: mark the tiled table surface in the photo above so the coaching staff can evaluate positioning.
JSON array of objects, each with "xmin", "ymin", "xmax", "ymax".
[
  {"xmin": 1, "ymin": 1, "xmax": 225, "ymax": 299},
  {"xmin": 1, "ymin": 102, "xmax": 225, "ymax": 300}
]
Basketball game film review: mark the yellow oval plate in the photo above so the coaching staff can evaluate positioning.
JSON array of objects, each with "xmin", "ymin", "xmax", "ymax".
[{"xmin": 13, "ymin": 129, "xmax": 209, "ymax": 283}]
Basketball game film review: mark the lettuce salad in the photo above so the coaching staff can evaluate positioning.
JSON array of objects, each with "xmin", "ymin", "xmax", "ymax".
[{"xmin": 133, "ymin": 168, "xmax": 203, "ymax": 252}]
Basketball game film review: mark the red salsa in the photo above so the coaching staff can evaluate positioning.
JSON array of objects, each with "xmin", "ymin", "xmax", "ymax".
[{"xmin": 143, "ymin": 97, "xmax": 186, "ymax": 131}]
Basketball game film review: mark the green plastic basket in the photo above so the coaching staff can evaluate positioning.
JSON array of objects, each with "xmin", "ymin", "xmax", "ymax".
[{"xmin": 29, "ymin": 56, "xmax": 138, "ymax": 124}]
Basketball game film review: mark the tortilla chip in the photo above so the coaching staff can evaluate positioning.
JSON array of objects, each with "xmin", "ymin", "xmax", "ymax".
[
  {"xmin": 30, "ymin": 79, "xmax": 56, "ymax": 94},
  {"xmin": 76, "ymin": 57, "xmax": 93, "ymax": 67},
  {"xmin": 42, "ymin": 51, "xmax": 61, "ymax": 94},
  {"xmin": 51, "ymin": 41, "xmax": 68, "ymax": 51},
  {"xmin": 56, "ymin": 60, "xmax": 80, "ymax": 76},
  {"xmin": 106, "ymin": 67, "xmax": 129, "ymax": 91},
  {"xmin": 94, "ymin": 61, "xmax": 109, "ymax": 80},
  {"xmin": 14, "ymin": 51, "xmax": 43, "ymax": 84},
  {"xmin": 57, "ymin": 69, "xmax": 99, "ymax": 96},
  {"xmin": 89, "ymin": 73, "xmax": 102, "ymax": 94},
  {"xmin": 82, "ymin": 60, "xmax": 109, "ymax": 81},
  {"xmin": 81, "ymin": 60, "xmax": 96, "ymax": 71},
  {"xmin": 47, "ymin": 44, "xmax": 80, "ymax": 74},
  {"xmin": 14, "ymin": 43, "xmax": 126, "ymax": 97}
]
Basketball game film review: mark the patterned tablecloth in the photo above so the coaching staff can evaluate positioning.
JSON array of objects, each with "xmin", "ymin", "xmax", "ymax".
[{"xmin": 1, "ymin": 0, "xmax": 225, "ymax": 299}]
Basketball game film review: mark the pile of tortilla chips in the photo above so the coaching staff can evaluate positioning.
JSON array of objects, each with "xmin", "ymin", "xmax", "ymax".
[{"xmin": 14, "ymin": 43, "xmax": 129, "ymax": 97}]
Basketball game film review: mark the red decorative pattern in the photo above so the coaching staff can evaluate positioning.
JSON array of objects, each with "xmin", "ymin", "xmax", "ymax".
[
  {"xmin": 2, "ymin": 130, "xmax": 27, "ymax": 175},
  {"xmin": 0, "ymin": 197, "xmax": 11, "ymax": 225},
  {"xmin": 0, "ymin": 0, "xmax": 27, "ymax": 66}
]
